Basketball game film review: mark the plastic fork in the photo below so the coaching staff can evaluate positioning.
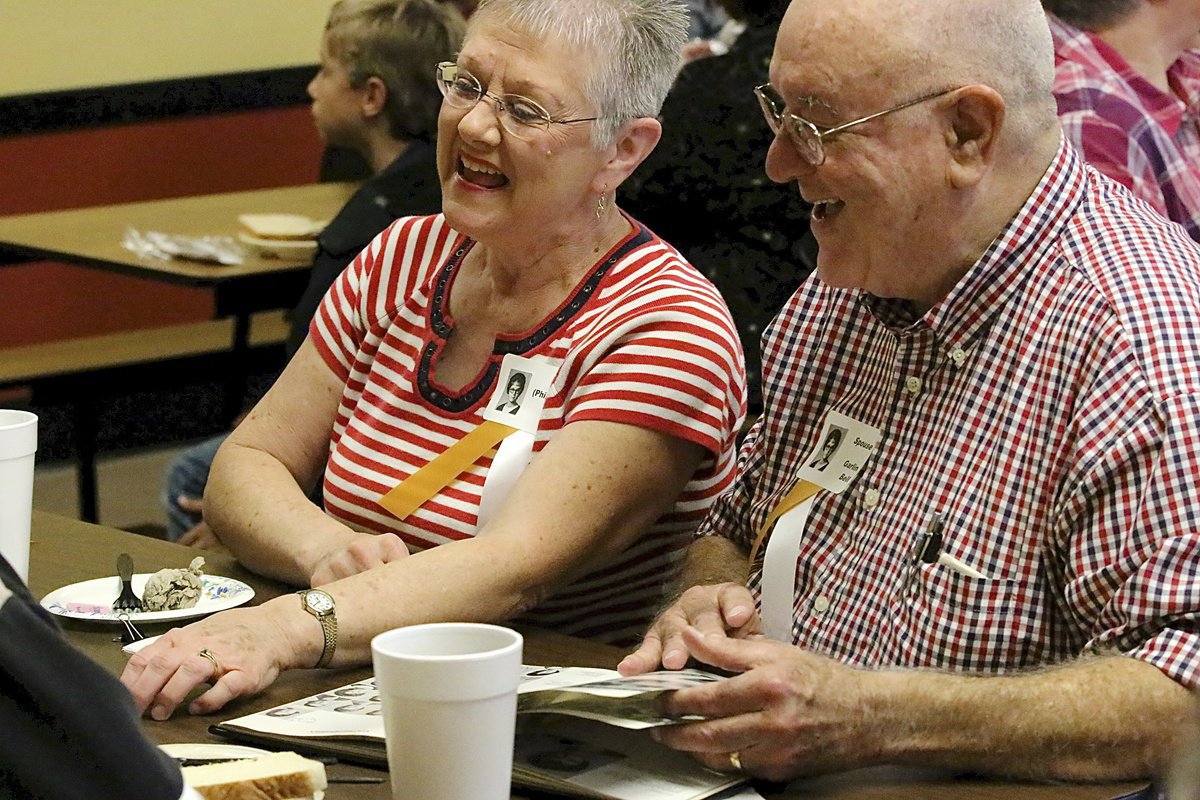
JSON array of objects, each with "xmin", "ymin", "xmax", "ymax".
[
  {"xmin": 112, "ymin": 553, "xmax": 143, "ymax": 613},
  {"xmin": 117, "ymin": 614, "xmax": 145, "ymax": 645}
]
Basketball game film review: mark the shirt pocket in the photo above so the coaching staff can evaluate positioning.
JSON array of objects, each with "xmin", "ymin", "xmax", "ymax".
[{"xmin": 882, "ymin": 561, "xmax": 1045, "ymax": 672}]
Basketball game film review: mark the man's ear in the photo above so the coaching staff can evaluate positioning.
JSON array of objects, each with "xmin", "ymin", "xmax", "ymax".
[
  {"xmin": 360, "ymin": 75, "xmax": 389, "ymax": 119},
  {"xmin": 594, "ymin": 116, "xmax": 662, "ymax": 192},
  {"xmin": 943, "ymin": 84, "xmax": 1004, "ymax": 189}
]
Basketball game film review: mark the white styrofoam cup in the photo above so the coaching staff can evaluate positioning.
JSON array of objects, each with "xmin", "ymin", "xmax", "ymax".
[
  {"xmin": 0, "ymin": 410, "xmax": 37, "ymax": 583},
  {"xmin": 371, "ymin": 622, "xmax": 523, "ymax": 800}
]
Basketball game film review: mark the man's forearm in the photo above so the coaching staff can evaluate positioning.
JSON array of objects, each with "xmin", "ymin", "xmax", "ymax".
[
  {"xmin": 869, "ymin": 654, "xmax": 1191, "ymax": 780},
  {"xmin": 675, "ymin": 535, "xmax": 750, "ymax": 598}
]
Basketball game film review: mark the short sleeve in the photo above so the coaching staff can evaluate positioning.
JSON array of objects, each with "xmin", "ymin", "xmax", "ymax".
[
  {"xmin": 1059, "ymin": 392, "xmax": 1200, "ymax": 687},
  {"xmin": 310, "ymin": 215, "xmax": 454, "ymax": 384},
  {"xmin": 562, "ymin": 269, "xmax": 746, "ymax": 461}
]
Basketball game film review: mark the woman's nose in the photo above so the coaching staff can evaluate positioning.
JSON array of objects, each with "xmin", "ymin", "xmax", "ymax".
[{"xmin": 457, "ymin": 96, "xmax": 503, "ymax": 145}]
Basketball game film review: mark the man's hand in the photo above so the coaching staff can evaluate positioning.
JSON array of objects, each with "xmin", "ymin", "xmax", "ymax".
[
  {"xmin": 650, "ymin": 627, "xmax": 880, "ymax": 781},
  {"xmin": 309, "ymin": 532, "xmax": 410, "ymax": 586},
  {"xmin": 618, "ymin": 582, "xmax": 760, "ymax": 675}
]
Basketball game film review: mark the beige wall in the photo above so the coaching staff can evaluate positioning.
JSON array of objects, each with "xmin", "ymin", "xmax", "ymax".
[{"xmin": 0, "ymin": 0, "xmax": 338, "ymax": 96}]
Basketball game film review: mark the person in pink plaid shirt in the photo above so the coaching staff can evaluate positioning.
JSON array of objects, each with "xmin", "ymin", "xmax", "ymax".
[
  {"xmin": 1045, "ymin": 0, "xmax": 1200, "ymax": 242},
  {"xmin": 620, "ymin": 0, "xmax": 1200, "ymax": 784}
]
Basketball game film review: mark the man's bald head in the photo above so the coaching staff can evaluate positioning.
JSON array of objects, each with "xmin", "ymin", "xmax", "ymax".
[{"xmin": 780, "ymin": 0, "xmax": 1058, "ymax": 145}]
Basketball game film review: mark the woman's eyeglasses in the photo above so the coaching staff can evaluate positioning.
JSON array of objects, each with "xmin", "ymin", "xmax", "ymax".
[{"xmin": 436, "ymin": 62, "xmax": 597, "ymax": 139}]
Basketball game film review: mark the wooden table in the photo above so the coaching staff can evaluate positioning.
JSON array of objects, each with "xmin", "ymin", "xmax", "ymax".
[
  {"xmin": 28, "ymin": 512, "xmax": 1145, "ymax": 800},
  {"xmin": 0, "ymin": 182, "xmax": 358, "ymax": 420}
]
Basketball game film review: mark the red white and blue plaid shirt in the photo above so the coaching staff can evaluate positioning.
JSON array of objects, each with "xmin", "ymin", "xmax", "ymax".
[
  {"xmin": 1049, "ymin": 14, "xmax": 1200, "ymax": 243},
  {"xmin": 700, "ymin": 140, "xmax": 1200, "ymax": 688}
]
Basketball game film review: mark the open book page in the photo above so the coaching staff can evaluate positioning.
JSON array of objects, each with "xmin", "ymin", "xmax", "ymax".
[
  {"xmin": 515, "ymin": 716, "xmax": 743, "ymax": 800},
  {"xmin": 220, "ymin": 666, "xmax": 723, "ymax": 740},
  {"xmin": 213, "ymin": 666, "xmax": 747, "ymax": 800},
  {"xmin": 518, "ymin": 667, "xmax": 724, "ymax": 729}
]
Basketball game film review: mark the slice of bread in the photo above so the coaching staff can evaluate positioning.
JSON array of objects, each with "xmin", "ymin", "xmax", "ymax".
[
  {"xmin": 183, "ymin": 751, "xmax": 327, "ymax": 800},
  {"xmin": 237, "ymin": 214, "xmax": 325, "ymax": 241}
]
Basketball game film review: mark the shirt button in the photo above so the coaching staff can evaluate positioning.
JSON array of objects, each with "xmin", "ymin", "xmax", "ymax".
[
  {"xmin": 948, "ymin": 345, "xmax": 967, "ymax": 367},
  {"xmin": 813, "ymin": 595, "xmax": 831, "ymax": 614},
  {"xmin": 863, "ymin": 488, "xmax": 881, "ymax": 509},
  {"xmin": 904, "ymin": 376, "xmax": 922, "ymax": 395}
]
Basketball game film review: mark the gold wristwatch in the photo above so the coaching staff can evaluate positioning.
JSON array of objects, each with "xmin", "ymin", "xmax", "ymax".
[{"xmin": 297, "ymin": 589, "xmax": 337, "ymax": 668}]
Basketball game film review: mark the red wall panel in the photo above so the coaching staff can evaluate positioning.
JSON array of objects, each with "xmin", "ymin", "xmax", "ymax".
[{"xmin": 0, "ymin": 106, "xmax": 323, "ymax": 346}]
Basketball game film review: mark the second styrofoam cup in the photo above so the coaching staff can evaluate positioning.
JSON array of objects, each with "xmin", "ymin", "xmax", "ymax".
[{"xmin": 0, "ymin": 410, "xmax": 37, "ymax": 582}]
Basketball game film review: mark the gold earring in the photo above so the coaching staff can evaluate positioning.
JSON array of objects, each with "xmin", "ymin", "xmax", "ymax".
[{"xmin": 595, "ymin": 192, "xmax": 608, "ymax": 219}]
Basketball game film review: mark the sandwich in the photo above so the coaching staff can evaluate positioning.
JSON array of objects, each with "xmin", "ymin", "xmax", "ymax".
[
  {"xmin": 182, "ymin": 751, "xmax": 327, "ymax": 800},
  {"xmin": 237, "ymin": 214, "xmax": 325, "ymax": 242}
]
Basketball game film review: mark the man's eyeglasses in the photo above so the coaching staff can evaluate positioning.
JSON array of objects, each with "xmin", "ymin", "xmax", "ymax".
[
  {"xmin": 753, "ymin": 83, "xmax": 960, "ymax": 165},
  {"xmin": 436, "ymin": 62, "xmax": 597, "ymax": 139}
]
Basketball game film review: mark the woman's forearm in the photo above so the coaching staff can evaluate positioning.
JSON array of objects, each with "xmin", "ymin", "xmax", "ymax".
[{"xmin": 205, "ymin": 441, "xmax": 353, "ymax": 585}]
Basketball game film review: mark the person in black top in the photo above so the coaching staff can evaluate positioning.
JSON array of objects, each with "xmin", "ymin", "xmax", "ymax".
[
  {"xmin": 0, "ymin": 554, "xmax": 186, "ymax": 800},
  {"xmin": 163, "ymin": 0, "xmax": 466, "ymax": 544},
  {"xmin": 166, "ymin": 0, "xmax": 465, "ymax": 544},
  {"xmin": 620, "ymin": 0, "xmax": 814, "ymax": 416}
]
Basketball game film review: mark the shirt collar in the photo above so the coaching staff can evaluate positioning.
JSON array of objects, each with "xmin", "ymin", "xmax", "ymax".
[{"xmin": 861, "ymin": 138, "xmax": 1085, "ymax": 361}]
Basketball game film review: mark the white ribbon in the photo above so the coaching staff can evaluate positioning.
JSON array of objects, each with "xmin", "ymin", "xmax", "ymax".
[{"xmin": 476, "ymin": 430, "xmax": 535, "ymax": 531}]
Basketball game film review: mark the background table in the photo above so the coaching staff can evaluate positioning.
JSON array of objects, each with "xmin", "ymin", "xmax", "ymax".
[
  {"xmin": 28, "ymin": 512, "xmax": 1145, "ymax": 800},
  {"xmin": 0, "ymin": 182, "xmax": 358, "ymax": 420}
]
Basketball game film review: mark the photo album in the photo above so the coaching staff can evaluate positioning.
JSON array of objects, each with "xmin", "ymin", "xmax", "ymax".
[{"xmin": 210, "ymin": 665, "xmax": 749, "ymax": 800}]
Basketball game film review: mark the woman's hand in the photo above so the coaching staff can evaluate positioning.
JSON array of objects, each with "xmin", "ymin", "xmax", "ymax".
[
  {"xmin": 309, "ymin": 531, "xmax": 410, "ymax": 586},
  {"xmin": 119, "ymin": 601, "xmax": 304, "ymax": 719}
]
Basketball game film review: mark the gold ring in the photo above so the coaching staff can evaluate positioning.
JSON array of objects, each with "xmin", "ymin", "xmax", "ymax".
[
  {"xmin": 198, "ymin": 648, "xmax": 221, "ymax": 675},
  {"xmin": 728, "ymin": 751, "xmax": 743, "ymax": 771}
]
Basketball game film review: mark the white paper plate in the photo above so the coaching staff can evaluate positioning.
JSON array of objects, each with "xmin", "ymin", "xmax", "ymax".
[
  {"xmin": 161, "ymin": 742, "xmax": 272, "ymax": 761},
  {"xmin": 41, "ymin": 574, "xmax": 255, "ymax": 623},
  {"xmin": 237, "ymin": 232, "xmax": 318, "ymax": 261}
]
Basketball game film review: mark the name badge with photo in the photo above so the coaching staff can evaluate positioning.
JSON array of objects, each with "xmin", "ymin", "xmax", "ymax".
[
  {"xmin": 482, "ymin": 354, "xmax": 559, "ymax": 435},
  {"xmin": 760, "ymin": 409, "xmax": 882, "ymax": 641},
  {"xmin": 795, "ymin": 410, "xmax": 882, "ymax": 494}
]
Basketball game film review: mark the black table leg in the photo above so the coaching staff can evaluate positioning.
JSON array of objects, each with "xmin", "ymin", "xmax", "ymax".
[{"xmin": 71, "ymin": 398, "xmax": 99, "ymax": 523}]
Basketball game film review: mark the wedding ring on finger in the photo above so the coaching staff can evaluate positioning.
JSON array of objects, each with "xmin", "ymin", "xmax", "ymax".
[
  {"xmin": 198, "ymin": 648, "xmax": 221, "ymax": 676},
  {"xmin": 728, "ymin": 750, "xmax": 743, "ymax": 772}
]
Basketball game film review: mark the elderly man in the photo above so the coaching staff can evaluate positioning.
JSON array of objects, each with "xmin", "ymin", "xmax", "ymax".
[
  {"xmin": 620, "ymin": 0, "xmax": 1200, "ymax": 783},
  {"xmin": 1044, "ymin": 0, "xmax": 1200, "ymax": 242}
]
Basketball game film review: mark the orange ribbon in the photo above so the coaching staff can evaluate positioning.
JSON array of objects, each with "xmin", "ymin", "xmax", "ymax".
[
  {"xmin": 749, "ymin": 480, "xmax": 822, "ymax": 564},
  {"xmin": 378, "ymin": 420, "xmax": 518, "ymax": 522}
]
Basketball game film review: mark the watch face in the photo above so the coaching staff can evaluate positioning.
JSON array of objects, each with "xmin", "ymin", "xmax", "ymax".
[{"xmin": 306, "ymin": 591, "xmax": 334, "ymax": 613}]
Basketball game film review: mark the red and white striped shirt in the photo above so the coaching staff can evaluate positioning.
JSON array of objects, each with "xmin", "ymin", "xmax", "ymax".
[
  {"xmin": 312, "ymin": 213, "xmax": 746, "ymax": 644},
  {"xmin": 702, "ymin": 140, "xmax": 1200, "ymax": 687}
]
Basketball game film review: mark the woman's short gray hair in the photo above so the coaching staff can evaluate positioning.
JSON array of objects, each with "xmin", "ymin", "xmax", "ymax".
[{"xmin": 468, "ymin": 0, "xmax": 688, "ymax": 148}]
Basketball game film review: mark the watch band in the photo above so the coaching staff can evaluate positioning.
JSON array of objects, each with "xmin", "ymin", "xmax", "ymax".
[
  {"xmin": 298, "ymin": 590, "xmax": 338, "ymax": 669},
  {"xmin": 314, "ymin": 611, "xmax": 337, "ymax": 669}
]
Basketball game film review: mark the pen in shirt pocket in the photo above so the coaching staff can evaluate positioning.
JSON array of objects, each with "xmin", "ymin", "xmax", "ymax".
[{"xmin": 914, "ymin": 511, "xmax": 990, "ymax": 579}]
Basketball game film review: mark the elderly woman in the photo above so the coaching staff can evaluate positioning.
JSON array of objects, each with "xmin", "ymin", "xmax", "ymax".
[{"xmin": 122, "ymin": 0, "xmax": 745, "ymax": 718}]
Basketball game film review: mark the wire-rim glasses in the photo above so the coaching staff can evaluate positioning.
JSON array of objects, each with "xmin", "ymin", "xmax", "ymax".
[
  {"xmin": 753, "ymin": 83, "xmax": 960, "ymax": 165},
  {"xmin": 436, "ymin": 62, "xmax": 597, "ymax": 139}
]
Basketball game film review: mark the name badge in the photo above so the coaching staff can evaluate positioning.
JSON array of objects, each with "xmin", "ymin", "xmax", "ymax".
[
  {"xmin": 477, "ymin": 354, "xmax": 561, "ymax": 529},
  {"xmin": 795, "ymin": 410, "xmax": 881, "ymax": 492},
  {"xmin": 760, "ymin": 410, "xmax": 882, "ymax": 641},
  {"xmin": 482, "ymin": 354, "xmax": 559, "ymax": 435}
]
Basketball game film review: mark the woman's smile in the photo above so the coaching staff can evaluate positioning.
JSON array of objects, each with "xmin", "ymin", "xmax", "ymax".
[{"xmin": 458, "ymin": 156, "xmax": 510, "ymax": 189}]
